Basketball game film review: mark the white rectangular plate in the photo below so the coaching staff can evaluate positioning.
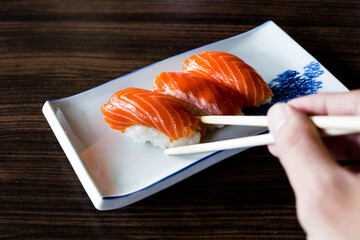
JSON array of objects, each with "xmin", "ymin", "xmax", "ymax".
[{"xmin": 43, "ymin": 21, "xmax": 348, "ymax": 210}]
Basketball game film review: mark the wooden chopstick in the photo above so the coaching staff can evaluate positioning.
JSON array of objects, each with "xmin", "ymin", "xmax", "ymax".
[
  {"xmin": 164, "ymin": 116, "xmax": 360, "ymax": 155},
  {"xmin": 165, "ymin": 133, "xmax": 274, "ymax": 155},
  {"xmin": 164, "ymin": 129, "xmax": 360, "ymax": 155},
  {"xmin": 199, "ymin": 115, "xmax": 360, "ymax": 130}
]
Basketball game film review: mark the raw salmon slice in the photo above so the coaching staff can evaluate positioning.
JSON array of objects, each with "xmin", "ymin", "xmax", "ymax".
[
  {"xmin": 182, "ymin": 51, "xmax": 273, "ymax": 107},
  {"xmin": 153, "ymin": 72, "xmax": 244, "ymax": 115},
  {"xmin": 101, "ymin": 87, "xmax": 204, "ymax": 142}
]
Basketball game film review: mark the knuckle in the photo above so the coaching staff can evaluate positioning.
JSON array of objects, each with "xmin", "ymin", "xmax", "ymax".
[
  {"xmin": 312, "ymin": 174, "xmax": 339, "ymax": 202},
  {"xmin": 299, "ymin": 173, "xmax": 342, "ymax": 218}
]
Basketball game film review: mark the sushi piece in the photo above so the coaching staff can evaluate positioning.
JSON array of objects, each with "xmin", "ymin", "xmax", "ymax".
[
  {"xmin": 101, "ymin": 87, "xmax": 204, "ymax": 149},
  {"xmin": 182, "ymin": 51, "xmax": 273, "ymax": 108},
  {"xmin": 153, "ymin": 72, "xmax": 244, "ymax": 115}
]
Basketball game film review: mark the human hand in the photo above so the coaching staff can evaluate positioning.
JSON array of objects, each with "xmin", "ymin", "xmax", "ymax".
[{"xmin": 267, "ymin": 90, "xmax": 360, "ymax": 240}]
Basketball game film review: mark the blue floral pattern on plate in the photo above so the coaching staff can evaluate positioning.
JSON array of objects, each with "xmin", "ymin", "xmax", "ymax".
[{"xmin": 244, "ymin": 61, "xmax": 324, "ymax": 115}]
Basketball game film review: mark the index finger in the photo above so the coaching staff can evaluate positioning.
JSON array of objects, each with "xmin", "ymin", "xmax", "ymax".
[
  {"xmin": 288, "ymin": 90, "xmax": 360, "ymax": 116},
  {"xmin": 287, "ymin": 90, "xmax": 360, "ymax": 160}
]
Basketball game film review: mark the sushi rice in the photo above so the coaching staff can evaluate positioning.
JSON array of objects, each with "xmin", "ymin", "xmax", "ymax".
[{"xmin": 124, "ymin": 125, "xmax": 201, "ymax": 149}]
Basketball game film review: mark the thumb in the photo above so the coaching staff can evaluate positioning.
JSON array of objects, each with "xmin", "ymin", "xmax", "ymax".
[{"xmin": 267, "ymin": 103, "xmax": 338, "ymax": 192}]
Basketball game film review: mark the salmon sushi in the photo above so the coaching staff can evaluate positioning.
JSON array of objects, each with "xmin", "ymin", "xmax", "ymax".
[
  {"xmin": 182, "ymin": 51, "xmax": 273, "ymax": 107},
  {"xmin": 153, "ymin": 72, "xmax": 244, "ymax": 115},
  {"xmin": 101, "ymin": 87, "xmax": 204, "ymax": 149}
]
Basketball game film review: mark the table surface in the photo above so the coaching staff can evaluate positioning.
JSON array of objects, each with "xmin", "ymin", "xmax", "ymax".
[{"xmin": 1, "ymin": 0, "xmax": 359, "ymax": 239}]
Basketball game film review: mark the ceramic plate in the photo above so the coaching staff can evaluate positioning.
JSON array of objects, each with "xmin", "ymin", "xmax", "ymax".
[{"xmin": 42, "ymin": 20, "xmax": 348, "ymax": 210}]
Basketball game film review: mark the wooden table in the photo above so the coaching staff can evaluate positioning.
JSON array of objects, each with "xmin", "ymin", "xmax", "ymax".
[{"xmin": 1, "ymin": 0, "xmax": 359, "ymax": 239}]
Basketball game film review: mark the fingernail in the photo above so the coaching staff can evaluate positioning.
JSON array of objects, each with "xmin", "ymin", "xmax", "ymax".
[{"xmin": 267, "ymin": 103, "xmax": 288, "ymax": 136}]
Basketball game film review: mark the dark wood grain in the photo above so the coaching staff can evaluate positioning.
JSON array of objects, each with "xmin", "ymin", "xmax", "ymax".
[{"xmin": 0, "ymin": 0, "xmax": 359, "ymax": 239}]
